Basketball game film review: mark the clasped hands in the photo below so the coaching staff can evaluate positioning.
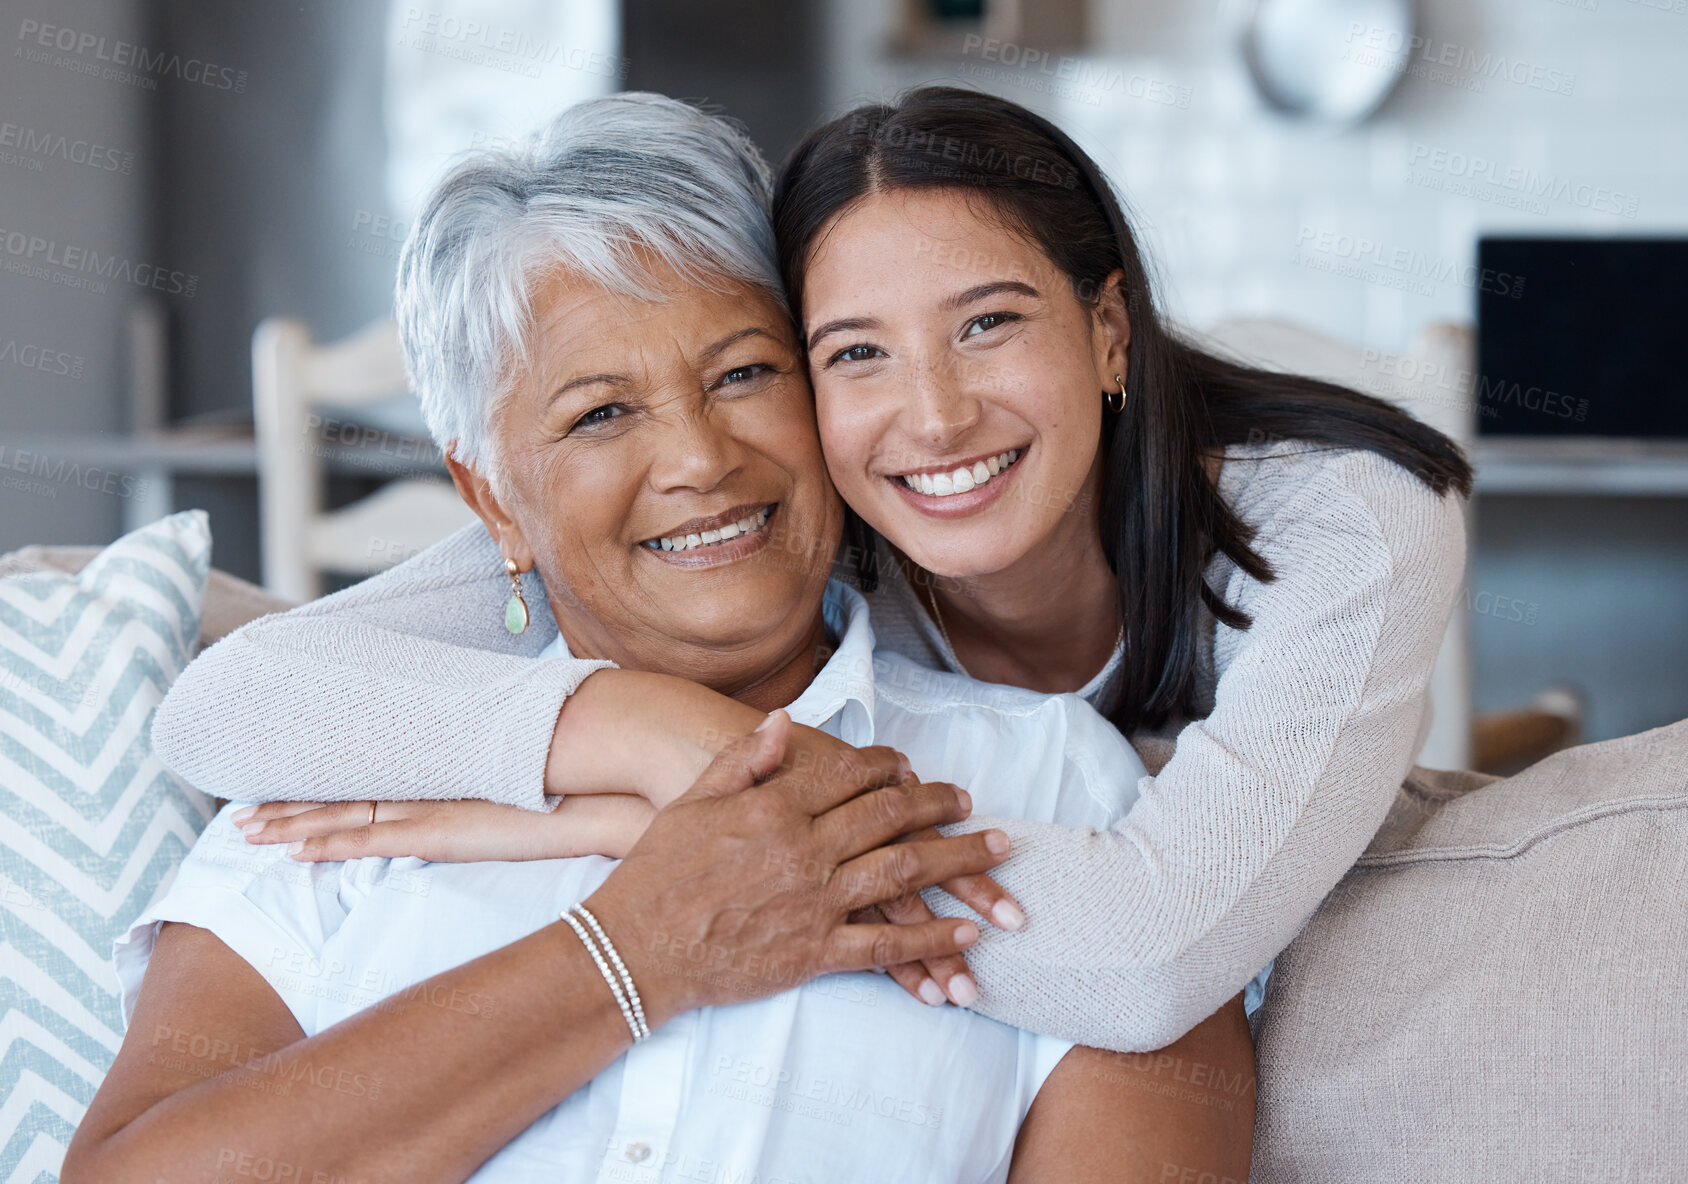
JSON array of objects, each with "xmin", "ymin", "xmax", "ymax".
[{"xmin": 230, "ymin": 710, "xmax": 1024, "ymax": 1013}]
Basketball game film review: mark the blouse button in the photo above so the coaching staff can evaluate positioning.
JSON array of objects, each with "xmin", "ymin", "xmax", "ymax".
[{"xmin": 625, "ymin": 1143, "xmax": 651, "ymax": 1163}]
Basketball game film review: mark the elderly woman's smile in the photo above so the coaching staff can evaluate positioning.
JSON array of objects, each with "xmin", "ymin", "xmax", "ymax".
[
  {"xmin": 641, "ymin": 502, "xmax": 773, "ymax": 559},
  {"xmin": 451, "ymin": 262, "xmax": 845, "ymax": 704}
]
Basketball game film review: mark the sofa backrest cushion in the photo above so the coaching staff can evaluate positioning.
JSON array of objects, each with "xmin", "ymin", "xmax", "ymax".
[
  {"xmin": 1251, "ymin": 721, "xmax": 1688, "ymax": 1180},
  {"xmin": 0, "ymin": 543, "xmax": 294, "ymax": 654}
]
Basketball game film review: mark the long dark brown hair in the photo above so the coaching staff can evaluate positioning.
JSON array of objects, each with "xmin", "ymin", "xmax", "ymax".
[{"xmin": 773, "ymin": 86, "xmax": 1472, "ymax": 735}]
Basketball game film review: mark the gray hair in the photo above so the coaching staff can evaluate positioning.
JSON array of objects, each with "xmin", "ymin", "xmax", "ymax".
[{"xmin": 395, "ymin": 92, "xmax": 781, "ymax": 483}]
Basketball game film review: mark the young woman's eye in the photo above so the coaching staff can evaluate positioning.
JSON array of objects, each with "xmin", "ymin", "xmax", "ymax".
[
  {"xmin": 963, "ymin": 312, "xmax": 1020, "ymax": 338},
  {"xmin": 829, "ymin": 344, "xmax": 885, "ymax": 366},
  {"xmin": 571, "ymin": 403, "xmax": 626, "ymax": 432}
]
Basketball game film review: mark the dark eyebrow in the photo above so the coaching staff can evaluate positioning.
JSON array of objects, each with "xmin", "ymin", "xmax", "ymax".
[
  {"xmin": 806, "ymin": 282, "xmax": 1041, "ymax": 353},
  {"xmin": 942, "ymin": 280, "xmax": 1041, "ymax": 311},
  {"xmin": 806, "ymin": 317, "xmax": 880, "ymax": 353}
]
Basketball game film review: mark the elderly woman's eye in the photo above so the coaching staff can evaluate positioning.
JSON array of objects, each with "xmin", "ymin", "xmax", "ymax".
[
  {"xmin": 719, "ymin": 363, "xmax": 772, "ymax": 387},
  {"xmin": 572, "ymin": 403, "xmax": 626, "ymax": 431},
  {"xmin": 830, "ymin": 344, "xmax": 884, "ymax": 366},
  {"xmin": 963, "ymin": 312, "xmax": 1020, "ymax": 338}
]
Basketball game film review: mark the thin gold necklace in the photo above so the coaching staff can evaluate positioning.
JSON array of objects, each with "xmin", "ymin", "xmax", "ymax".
[{"xmin": 924, "ymin": 576, "xmax": 1126, "ymax": 686}]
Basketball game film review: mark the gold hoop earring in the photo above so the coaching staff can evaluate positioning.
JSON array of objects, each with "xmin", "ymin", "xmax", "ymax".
[
  {"xmin": 1105, "ymin": 373, "xmax": 1126, "ymax": 413},
  {"xmin": 503, "ymin": 557, "xmax": 530, "ymax": 635}
]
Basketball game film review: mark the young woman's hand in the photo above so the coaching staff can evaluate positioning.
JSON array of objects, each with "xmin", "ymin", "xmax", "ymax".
[
  {"xmin": 230, "ymin": 794, "xmax": 655, "ymax": 862},
  {"xmin": 851, "ymin": 825, "xmax": 1027, "ymax": 1009}
]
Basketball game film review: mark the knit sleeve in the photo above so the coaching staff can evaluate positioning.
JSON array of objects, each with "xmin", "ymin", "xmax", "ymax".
[
  {"xmin": 150, "ymin": 525, "xmax": 612, "ymax": 812},
  {"xmin": 930, "ymin": 450, "xmax": 1467, "ymax": 1051}
]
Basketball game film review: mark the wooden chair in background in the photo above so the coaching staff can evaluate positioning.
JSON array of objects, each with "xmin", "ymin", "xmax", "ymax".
[{"xmin": 252, "ymin": 317, "xmax": 476, "ymax": 603}]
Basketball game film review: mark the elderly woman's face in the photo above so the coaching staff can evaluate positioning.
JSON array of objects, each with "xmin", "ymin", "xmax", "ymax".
[{"xmin": 468, "ymin": 264, "xmax": 843, "ymax": 691}]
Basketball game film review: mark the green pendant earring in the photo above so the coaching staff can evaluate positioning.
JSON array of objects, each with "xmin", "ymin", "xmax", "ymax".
[{"xmin": 503, "ymin": 557, "xmax": 530, "ymax": 635}]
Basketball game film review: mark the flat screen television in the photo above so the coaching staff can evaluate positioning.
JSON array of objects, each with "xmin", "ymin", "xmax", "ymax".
[{"xmin": 1476, "ymin": 237, "xmax": 1688, "ymax": 437}]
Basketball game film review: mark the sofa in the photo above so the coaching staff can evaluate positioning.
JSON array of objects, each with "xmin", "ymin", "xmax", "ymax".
[{"xmin": 4, "ymin": 523, "xmax": 1682, "ymax": 1182}]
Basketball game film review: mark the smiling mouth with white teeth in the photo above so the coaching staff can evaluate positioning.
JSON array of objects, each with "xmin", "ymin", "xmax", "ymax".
[
  {"xmin": 896, "ymin": 449, "xmax": 1023, "ymax": 497},
  {"xmin": 642, "ymin": 504, "xmax": 774, "ymax": 553}
]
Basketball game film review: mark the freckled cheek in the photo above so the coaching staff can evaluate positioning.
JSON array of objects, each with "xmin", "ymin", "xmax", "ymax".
[
  {"xmin": 818, "ymin": 436, "xmax": 879, "ymax": 501},
  {"xmin": 814, "ymin": 402, "xmax": 884, "ymax": 488},
  {"xmin": 1018, "ymin": 364, "xmax": 1098, "ymax": 428}
]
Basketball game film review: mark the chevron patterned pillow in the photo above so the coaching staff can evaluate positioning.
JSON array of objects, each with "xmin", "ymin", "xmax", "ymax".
[{"xmin": 0, "ymin": 510, "xmax": 215, "ymax": 1182}]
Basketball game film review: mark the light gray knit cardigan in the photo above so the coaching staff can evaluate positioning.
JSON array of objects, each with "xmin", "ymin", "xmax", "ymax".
[{"xmin": 153, "ymin": 440, "xmax": 1466, "ymax": 1052}]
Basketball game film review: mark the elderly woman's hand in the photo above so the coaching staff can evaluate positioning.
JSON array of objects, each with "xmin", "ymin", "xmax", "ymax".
[{"xmin": 582, "ymin": 710, "xmax": 1011, "ymax": 1023}]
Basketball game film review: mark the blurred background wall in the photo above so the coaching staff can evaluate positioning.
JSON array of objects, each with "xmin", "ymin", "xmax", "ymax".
[{"xmin": 1, "ymin": 0, "xmax": 1684, "ymax": 745}]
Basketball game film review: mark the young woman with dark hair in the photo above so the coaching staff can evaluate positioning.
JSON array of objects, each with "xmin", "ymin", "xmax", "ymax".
[{"xmin": 777, "ymin": 86, "xmax": 1469, "ymax": 737}]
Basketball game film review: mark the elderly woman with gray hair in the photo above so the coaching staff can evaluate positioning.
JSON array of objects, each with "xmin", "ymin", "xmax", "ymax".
[{"xmin": 65, "ymin": 95, "xmax": 1255, "ymax": 1184}]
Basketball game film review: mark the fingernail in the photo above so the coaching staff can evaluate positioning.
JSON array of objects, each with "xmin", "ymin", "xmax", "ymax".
[
  {"xmin": 754, "ymin": 709, "xmax": 783, "ymax": 733},
  {"xmin": 954, "ymin": 922, "xmax": 979, "ymax": 946},
  {"xmin": 991, "ymin": 900, "xmax": 1026, "ymax": 931},
  {"xmin": 948, "ymin": 975, "xmax": 979, "ymax": 1007},
  {"xmin": 917, "ymin": 978, "xmax": 946, "ymax": 1006},
  {"xmin": 984, "ymin": 829, "xmax": 1010, "ymax": 855},
  {"xmin": 897, "ymin": 753, "xmax": 913, "ymax": 778},
  {"xmin": 286, "ymin": 841, "xmax": 304, "ymax": 857},
  {"xmin": 230, "ymin": 806, "xmax": 255, "ymax": 824},
  {"xmin": 955, "ymin": 788, "xmax": 972, "ymax": 814},
  {"xmin": 240, "ymin": 821, "xmax": 265, "ymax": 838},
  {"xmin": 868, "ymin": 966, "xmax": 887, "ymax": 975}
]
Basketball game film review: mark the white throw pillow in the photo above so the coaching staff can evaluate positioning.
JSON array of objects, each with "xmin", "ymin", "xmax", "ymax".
[{"xmin": 0, "ymin": 510, "xmax": 215, "ymax": 1181}]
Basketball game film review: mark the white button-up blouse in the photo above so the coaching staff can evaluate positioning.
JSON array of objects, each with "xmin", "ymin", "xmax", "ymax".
[{"xmin": 115, "ymin": 582, "xmax": 1149, "ymax": 1183}]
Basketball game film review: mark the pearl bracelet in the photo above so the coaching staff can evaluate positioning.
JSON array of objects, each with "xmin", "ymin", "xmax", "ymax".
[{"xmin": 560, "ymin": 905, "xmax": 650, "ymax": 1043}]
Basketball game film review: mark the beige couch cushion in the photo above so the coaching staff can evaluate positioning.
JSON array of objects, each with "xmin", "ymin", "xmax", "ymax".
[
  {"xmin": 0, "ymin": 543, "xmax": 294, "ymax": 651},
  {"xmin": 1252, "ymin": 721, "xmax": 1688, "ymax": 1181}
]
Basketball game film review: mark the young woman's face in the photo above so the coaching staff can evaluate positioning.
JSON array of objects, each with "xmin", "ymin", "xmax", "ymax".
[{"xmin": 802, "ymin": 187, "xmax": 1127, "ymax": 582}]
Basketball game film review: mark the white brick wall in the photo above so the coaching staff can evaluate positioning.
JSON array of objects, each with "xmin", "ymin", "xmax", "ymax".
[{"xmin": 1052, "ymin": 0, "xmax": 1688, "ymax": 351}]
